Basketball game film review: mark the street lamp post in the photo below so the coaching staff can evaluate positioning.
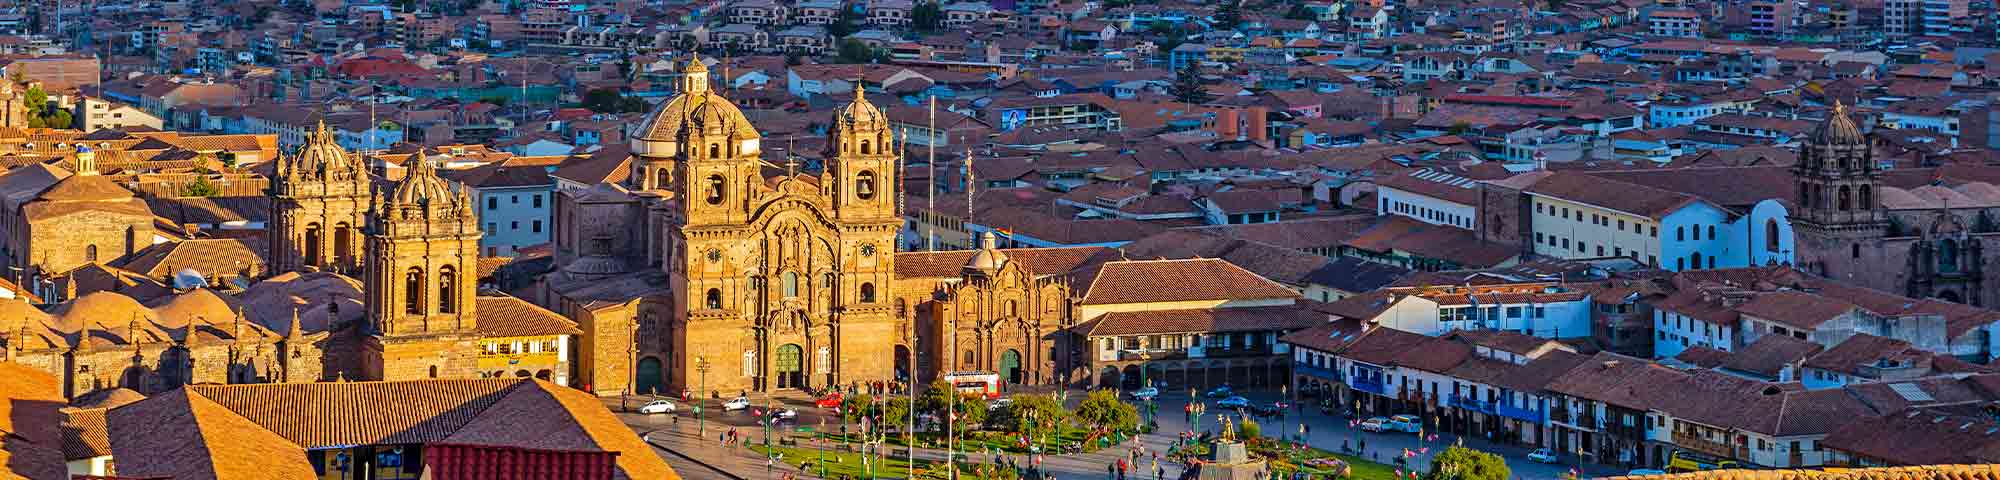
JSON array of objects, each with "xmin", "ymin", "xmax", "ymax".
[{"xmin": 695, "ymin": 357, "xmax": 710, "ymax": 436}]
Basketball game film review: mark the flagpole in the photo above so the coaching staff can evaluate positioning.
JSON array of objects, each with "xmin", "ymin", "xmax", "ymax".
[{"xmin": 926, "ymin": 95, "xmax": 937, "ymax": 252}]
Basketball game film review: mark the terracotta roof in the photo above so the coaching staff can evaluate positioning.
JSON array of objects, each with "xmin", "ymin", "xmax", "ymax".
[
  {"xmin": 1720, "ymin": 334, "xmax": 1822, "ymax": 378},
  {"xmin": 59, "ymin": 408, "xmax": 111, "ymax": 460},
  {"xmin": 1734, "ymin": 290, "xmax": 1857, "ymax": 330},
  {"xmin": 0, "ymin": 361, "xmax": 66, "ymax": 480},
  {"xmin": 1528, "ymin": 171, "xmax": 1706, "ymax": 219},
  {"xmin": 113, "ymin": 238, "xmax": 267, "ymax": 280},
  {"xmin": 106, "ymin": 387, "xmax": 318, "ymax": 480},
  {"xmin": 1820, "ymin": 411, "xmax": 2000, "ymax": 466},
  {"xmin": 33, "ymin": 173, "xmax": 134, "ymax": 202},
  {"xmin": 1075, "ymin": 305, "xmax": 1323, "ymax": 337},
  {"xmin": 1079, "ymin": 258, "xmax": 1301, "ymax": 305},
  {"xmin": 475, "ymin": 296, "xmax": 583, "ymax": 338},
  {"xmin": 894, "ymin": 246, "xmax": 1110, "ymax": 279},
  {"xmin": 106, "ymin": 379, "xmax": 677, "ymax": 480}
]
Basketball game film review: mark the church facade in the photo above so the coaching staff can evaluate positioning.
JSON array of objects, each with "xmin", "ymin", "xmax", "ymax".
[{"xmin": 1792, "ymin": 103, "xmax": 2000, "ymax": 308}]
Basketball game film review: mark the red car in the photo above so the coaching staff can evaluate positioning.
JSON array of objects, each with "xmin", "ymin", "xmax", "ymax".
[{"xmin": 815, "ymin": 393, "xmax": 844, "ymax": 409}]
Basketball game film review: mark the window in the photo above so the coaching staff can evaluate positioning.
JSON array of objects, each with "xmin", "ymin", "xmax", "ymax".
[
  {"xmin": 1677, "ymin": 226, "xmax": 1685, "ymax": 241},
  {"xmin": 85, "ymin": 244, "xmax": 97, "ymax": 262},
  {"xmin": 856, "ymin": 171, "xmax": 877, "ymax": 200},
  {"xmin": 532, "ymin": 221, "xmax": 542, "ymax": 233},
  {"xmin": 705, "ymin": 288, "xmax": 722, "ymax": 309},
  {"xmin": 1707, "ymin": 225, "xmax": 1716, "ymax": 239},
  {"xmin": 532, "ymin": 194, "xmax": 543, "ymax": 208},
  {"xmin": 488, "ymin": 197, "xmax": 497, "ymax": 210},
  {"xmin": 510, "ymin": 221, "xmax": 519, "ymax": 230},
  {"xmin": 706, "ymin": 175, "xmax": 726, "ymax": 205},
  {"xmin": 1651, "ymin": 226, "xmax": 1659, "ymax": 237},
  {"xmin": 1852, "ymin": 243, "xmax": 1862, "ymax": 258},
  {"xmin": 782, "ymin": 271, "xmax": 799, "ymax": 298},
  {"xmin": 1765, "ymin": 219, "xmax": 1781, "ymax": 252},
  {"xmin": 510, "ymin": 195, "xmax": 519, "ymax": 204},
  {"xmin": 405, "ymin": 268, "xmax": 426, "ymax": 314},
  {"xmin": 437, "ymin": 266, "xmax": 457, "ymax": 313},
  {"xmin": 860, "ymin": 283, "xmax": 876, "ymax": 303},
  {"xmin": 1617, "ymin": 219, "xmax": 1625, "ymax": 229}
]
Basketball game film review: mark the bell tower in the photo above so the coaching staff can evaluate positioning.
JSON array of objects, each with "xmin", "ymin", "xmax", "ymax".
[
  {"xmin": 648, "ymin": 55, "xmax": 763, "ymax": 227},
  {"xmin": 362, "ymin": 157, "xmax": 481, "ymax": 380},
  {"xmin": 270, "ymin": 121, "xmax": 371, "ymax": 274},
  {"xmin": 825, "ymin": 82, "xmax": 898, "ymax": 221},
  {"xmin": 1793, "ymin": 102, "xmax": 1886, "ymax": 236}
]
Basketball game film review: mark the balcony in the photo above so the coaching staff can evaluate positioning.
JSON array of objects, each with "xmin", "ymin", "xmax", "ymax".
[
  {"xmin": 1294, "ymin": 364, "xmax": 1339, "ymax": 381},
  {"xmin": 1447, "ymin": 394, "xmax": 1499, "ymax": 416},
  {"xmin": 1672, "ymin": 431, "xmax": 1748, "ymax": 460},
  {"xmin": 1116, "ymin": 348, "xmax": 1189, "ymax": 362},
  {"xmin": 1352, "ymin": 377, "xmax": 1387, "ymax": 396},
  {"xmin": 1497, "ymin": 403, "xmax": 1544, "ymax": 423}
]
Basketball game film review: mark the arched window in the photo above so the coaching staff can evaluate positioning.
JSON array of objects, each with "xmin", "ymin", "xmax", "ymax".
[
  {"xmin": 859, "ymin": 282, "xmax": 876, "ymax": 303},
  {"xmin": 303, "ymin": 223, "xmax": 322, "ymax": 264},
  {"xmin": 85, "ymin": 244, "xmax": 97, "ymax": 262},
  {"xmin": 1676, "ymin": 227, "xmax": 1685, "ymax": 241},
  {"xmin": 656, "ymin": 169, "xmax": 671, "ymax": 189},
  {"xmin": 1707, "ymin": 225, "xmax": 1716, "ymax": 239},
  {"xmin": 709, "ymin": 143, "xmax": 720, "ymax": 158},
  {"xmin": 428, "ymin": 365, "xmax": 439, "ymax": 378},
  {"xmin": 706, "ymin": 288, "xmax": 723, "ymax": 309},
  {"xmin": 1838, "ymin": 186, "xmax": 1853, "ymax": 211},
  {"xmin": 405, "ymin": 267, "xmax": 426, "ymax": 314},
  {"xmin": 782, "ymin": 271, "xmax": 799, "ymax": 298},
  {"xmin": 706, "ymin": 175, "xmax": 725, "ymax": 205},
  {"xmin": 1006, "ymin": 299, "xmax": 1018, "ymax": 316},
  {"xmin": 861, "ymin": 140, "xmax": 872, "ymax": 155},
  {"xmin": 1860, "ymin": 185, "xmax": 1873, "ymax": 209},
  {"xmin": 437, "ymin": 266, "xmax": 457, "ymax": 314},
  {"xmin": 856, "ymin": 171, "xmax": 876, "ymax": 200},
  {"xmin": 1765, "ymin": 219, "xmax": 1782, "ymax": 253},
  {"xmin": 1687, "ymin": 252, "xmax": 1701, "ymax": 270}
]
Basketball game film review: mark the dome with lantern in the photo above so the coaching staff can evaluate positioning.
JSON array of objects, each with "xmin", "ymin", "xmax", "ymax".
[{"xmin": 630, "ymin": 55, "xmax": 761, "ymax": 157}]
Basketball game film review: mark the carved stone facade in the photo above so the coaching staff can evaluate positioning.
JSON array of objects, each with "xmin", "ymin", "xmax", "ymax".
[
  {"xmin": 1793, "ymin": 103, "xmax": 1997, "ymax": 307},
  {"xmin": 361, "ymin": 155, "xmax": 483, "ymax": 380},
  {"xmin": 1, "ymin": 290, "xmax": 325, "ymax": 400},
  {"xmin": 269, "ymin": 122, "xmax": 370, "ymax": 275},
  {"xmin": 894, "ymin": 233, "xmax": 1092, "ymax": 387}
]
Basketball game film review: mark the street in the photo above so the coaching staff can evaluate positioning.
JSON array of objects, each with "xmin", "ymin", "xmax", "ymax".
[{"xmin": 604, "ymin": 387, "xmax": 1625, "ymax": 480}]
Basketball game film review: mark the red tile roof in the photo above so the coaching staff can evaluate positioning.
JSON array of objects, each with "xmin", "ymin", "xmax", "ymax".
[{"xmin": 1079, "ymin": 258, "xmax": 1301, "ymax": 305}]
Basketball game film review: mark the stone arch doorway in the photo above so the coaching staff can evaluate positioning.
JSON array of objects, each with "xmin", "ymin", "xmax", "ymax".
[
  {"xmin": 776, "ymin": 344, "xmax": 805, "ymax": 389},
  {"xmin": 1098, "ymin": 366, "xmax": 1120, "ymax": 388},
  {"xmin": 1120, "ymin": 365, "xmax": 1142, "ymax": 390},
  {"xmin": 636, "ymin": 357, "xmax": 664, "ymax": 394},
  {"xmin": 1000, "ymin": 349, "xmax": 1023, "ymax": 384},
  {"xmin": 894, "ymin": 345, "xmax": 912, "ymax": 382}
]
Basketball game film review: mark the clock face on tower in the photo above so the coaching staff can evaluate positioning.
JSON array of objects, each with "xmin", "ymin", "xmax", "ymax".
[
  {"xmin": 860, "ymin": 243, "xmax": 876, "ymax": 257},
  {"xmin": 706, "ymin": 249, "xmax": 722, "ymax": 263}
]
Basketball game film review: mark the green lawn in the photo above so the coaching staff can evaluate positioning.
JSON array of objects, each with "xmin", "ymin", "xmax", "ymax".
[
  {"xmin": 1249, "ymin": 441, "xmax": 1405, "ymax": 480},
  {"xmin": 813, "ymin": 427, "xmax": 1109, "ymax": 455},
  {"xmin": 748, "ymin": 443, "xmax": 1024, "ymax": 480}
]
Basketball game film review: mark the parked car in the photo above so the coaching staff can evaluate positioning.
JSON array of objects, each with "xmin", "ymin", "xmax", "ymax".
[
  {"xmin": 815, "ymin": 393, "xmax": 844, "ymax": 409},
  {"xmin": 1387, "ymin": 414, "xmax": 1422, "ymax": 433},
  {"xmin": 988, "ymin": 397, "xmax": 1014, "ymax": 411},
  {"xmin": 1216, "ymin": 396, "xmax": 1251, "ymax": 409},
  {"xmin": 1528, "ymin": 448, "xmax": 1560, "ymax": 463},
  {"xmin": 638, "ymin": 399, "xmax": 677, "ymax": 414},
  {"xmin": 1359, "ymin": 417, "xmax": 1391, "ymax": 433},
  {"xmin": 723, "ymin": 397, "xmax": 752, "ymax": 411},
  {"xmin": 1204, "ymin": 386, "xmax": 1235, "ymax": 398},
  {"xmin": 770, "ymin": 408, "xmax": 798, "ymax": 421},
  {"xmin": 1129, "ymin": 387, "xmax": 1159, "ymax": 400}
]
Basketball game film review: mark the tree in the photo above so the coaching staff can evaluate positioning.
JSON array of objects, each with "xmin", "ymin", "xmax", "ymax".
[
  {"xmin": 841, "ymin": 394, "xmax": 877, "ymax": 423},
  {"xmin": 911, "ymin": 1, "xmax": 944, "ymax": 32},
  {"xmin": 1213, "ymin": 0, "xmax": 1244, "ymax": 30},
  {"xmin": 1073, "ymin": 389, "xmax": 1139, "ymax": 435},
  {"xmin": 829, "ymin": 6, "xmax": 865, "ymax": 37},
  {"xmin": 991, "ymin": 394, "xmax": 1066, "ymax": 435},
  {"xmin": 883, "ymin": 397, "xmax": 914, "ymax": 441},
  {"xmin": 1236, "ymin": 417, "xmax": 1261, "ymax": 440},
  {"xmin": 582, "ymin": 88, "xmax": 647, "ymax": 114},
  {"xmin": 1284, "ymin": 2, "xmax": 1317, "ymax": 20},
  {"xmin": 836, "ymin": 38, "xmax": 884, "ymax": 64},
  {"xmin": 950, "ymin": 394, "xmax": 986, "ymax": 436},
  {"xmin": 1169, "ymin": 62, "xmax": 1214, "ymax": 105},
  {"xmin": 1426, "ymin": 446, "xmax": 1511, "ymax": 480},
  {"xmin": 182, "ymin": 176, "xmax": 221, "ymax": 197}
]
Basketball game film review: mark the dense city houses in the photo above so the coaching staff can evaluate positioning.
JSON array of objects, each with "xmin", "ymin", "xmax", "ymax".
[{"xmin": 3, "ymin": 0, "xmax": 2000, "ymax": 477}]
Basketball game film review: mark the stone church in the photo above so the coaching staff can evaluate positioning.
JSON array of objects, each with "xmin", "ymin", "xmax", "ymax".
[
  {"xmin": 1792, "ymin": 103, "xmax": 2000, "ymax": 307},
  {"xmin": 540, "ymin": 57, "xmax": 1115, "ymax": 397},
  {"xmin": 0, "ymin": 123, "xmax": 580, "ymax": 400}
]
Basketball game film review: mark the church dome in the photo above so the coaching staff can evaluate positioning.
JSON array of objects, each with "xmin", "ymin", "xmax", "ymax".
[
  {"xmin": 288, "ymin": 121, "xmax": 356, "ymax": 177},
  {"xmin": 389, "ymin": 157, "xmax": 462, "ymax": 208},
  {"xmin": 963, "ymin": 232, "xmax": 1009, "ymax": 274},
  {"xmin": 1810, "ymin": 101, "xmax": 1866, "ymax": 146},
  {"xmin": 630, "ymin": 55, "xmax": 760, "ymax": 157},
  {"xmin": 834, "ymin": 83, "xmax": 887, "ymax": 130}
]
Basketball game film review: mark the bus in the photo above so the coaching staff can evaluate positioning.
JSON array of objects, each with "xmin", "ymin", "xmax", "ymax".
[
  {"xmin": 943, "ymin": 371, "xmax": 1002, "ymax": 399},
  {"xmin": 1666, "ymin": 450, "xmax": 1740, "ymax": 473}
]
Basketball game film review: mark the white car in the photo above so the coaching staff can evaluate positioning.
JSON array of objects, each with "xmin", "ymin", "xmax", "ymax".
[
  {"xmin": 1358, "ymin": 417, "xmax": 1391, "ymax": 433},
  {"xmin": 1129, "ymin": 387, "xmax": 1159, "ymax": 400},
  {"xmin": 1528, "ymin": 448, "xmax": 1560, "ymax": 464},
  {"xmin": 988, "ymin": 398, "xmax": 1014, "ymax": 411},
  {"xmin": 1387, "ymin": 414, "xmax": 1423, "ymax": 433},
  {"xmin": 723, "ymin": 397, "xmax": 752, "ymax": 411},
  {"xmin": 638, "ymin": 399, "xmax": 677, "ymax": 414},
  {"xmin": 770, "ymin": 408, "xmax": 798, "ymax": 420}
]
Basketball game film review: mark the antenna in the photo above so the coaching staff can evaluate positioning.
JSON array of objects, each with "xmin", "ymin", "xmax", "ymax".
[{"xmin": 926, "ymin": 94, "xmax": 937, "ymax": 251}]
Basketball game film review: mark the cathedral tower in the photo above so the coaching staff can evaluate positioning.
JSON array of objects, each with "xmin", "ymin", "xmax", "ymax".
[
  {"xmin": 824, "ymin": 82, "xmax": 898, "ymax": 222},
  {"xmin": 270, "ymin": 121, "xmax": 371, "ymax": 274},
  {"xmin": 362, "ymin": 157, "xmax": 481, "ymax": 380},
  {"xmin": 1793, "ymin": 102, "xmax": 1886, "ymax": 236}
]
